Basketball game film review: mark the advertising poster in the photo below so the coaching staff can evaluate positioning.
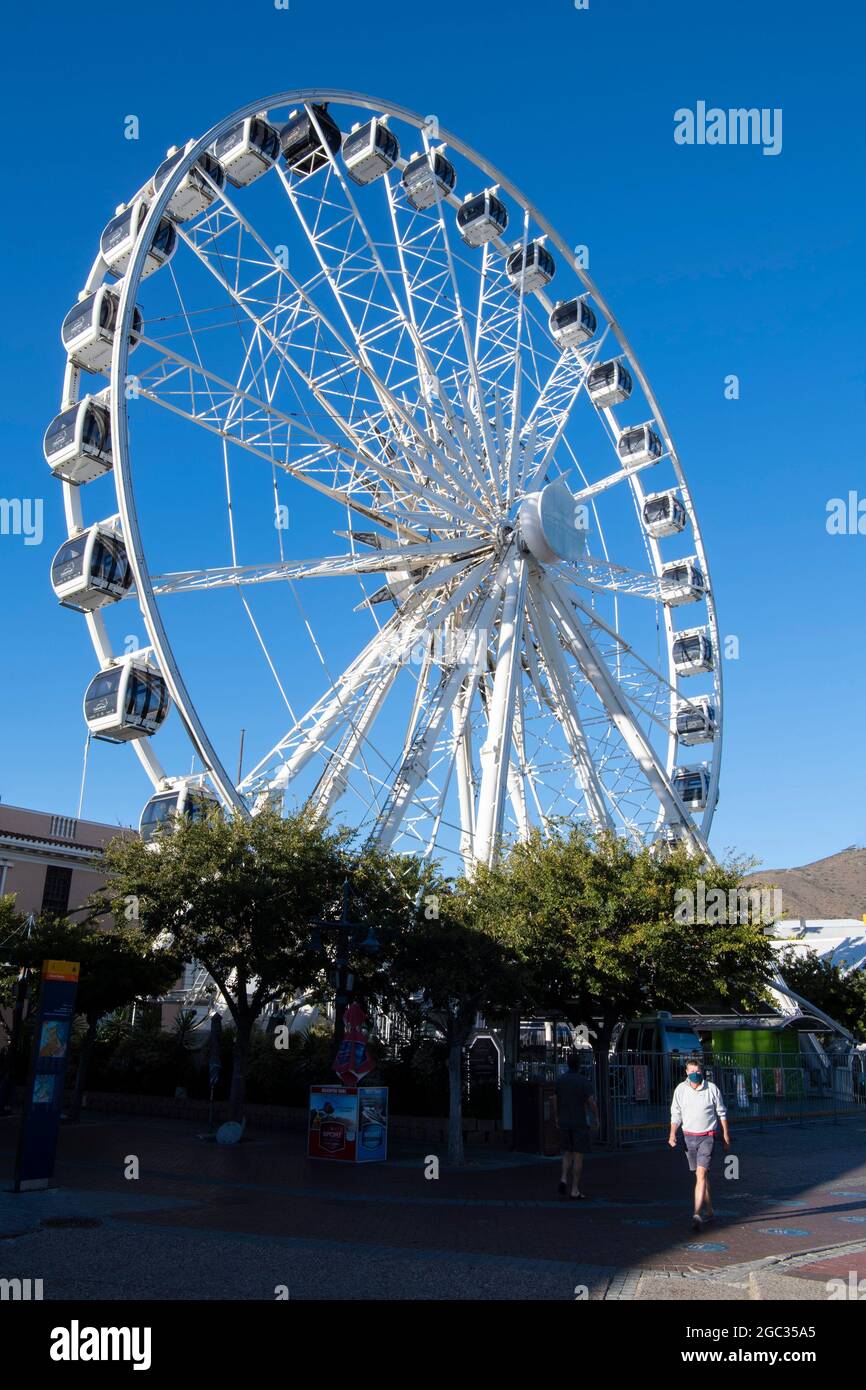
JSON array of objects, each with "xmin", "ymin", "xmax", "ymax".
[
  {"xmin": 308, "ymin": 1086, "xmax": 359, "ymax": 1161},
  {"xmin": 308, "ymin": 1085, "xmax": 389, "ymax": 1162},
  {"xmin": 736, "ymin": 1072, "xmax": 749, "ymax": 1109},
  {"xmin": 357, "ymin": 1087, "xmax": 388, "ymax": 1162},
  {"xmin": 14, "ymin": 960, "xmax": 80, "ymax": 1191}
]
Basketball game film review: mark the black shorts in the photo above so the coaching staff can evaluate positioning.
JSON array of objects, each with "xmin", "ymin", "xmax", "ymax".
[{"xmin": 559, "ymin": 1126, "xmax": 591, "ymax": 1154}]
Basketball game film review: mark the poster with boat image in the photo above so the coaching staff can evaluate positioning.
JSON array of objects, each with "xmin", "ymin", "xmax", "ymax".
[{"xmin": 308, "ymin": 1085, "xmax": 388, "ymax": 1162}]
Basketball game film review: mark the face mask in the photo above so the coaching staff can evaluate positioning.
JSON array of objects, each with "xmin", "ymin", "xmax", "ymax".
[{"xmin": 687, "ymin": 1070, "xmax": 703, "ymax": 1084}]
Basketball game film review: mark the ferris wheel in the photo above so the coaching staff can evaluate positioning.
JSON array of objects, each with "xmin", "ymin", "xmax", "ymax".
[{"xmin": 46, "ymin": 89, "xmax": 722, "ymax": 871}]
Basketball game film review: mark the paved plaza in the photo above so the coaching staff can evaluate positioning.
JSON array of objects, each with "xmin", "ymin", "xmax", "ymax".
[{"xmin": 3, "ymin": 1112, "xmax": 866, "ymax": 1300}]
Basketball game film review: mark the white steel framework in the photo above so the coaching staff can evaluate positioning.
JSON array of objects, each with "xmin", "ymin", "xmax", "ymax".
[{"xmin": 51, "ymin": 90, "xmax": 722, "ymax": 871}]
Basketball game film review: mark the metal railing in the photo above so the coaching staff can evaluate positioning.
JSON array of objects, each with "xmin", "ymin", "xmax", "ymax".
[{"xmin": 610, "ymin": 1049, "xmax": 866, "ymax": 1146}]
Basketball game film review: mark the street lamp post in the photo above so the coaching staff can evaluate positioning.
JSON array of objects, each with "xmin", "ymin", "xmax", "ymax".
[{"xmin": 313, "ymin": 876, "xmax": 379, "ymax": 1048}]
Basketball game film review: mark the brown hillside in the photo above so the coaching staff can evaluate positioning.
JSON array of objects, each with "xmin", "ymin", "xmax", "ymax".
[{"xmin": 746, "ymin": 846, "xmax": 866, "ymax": 921}]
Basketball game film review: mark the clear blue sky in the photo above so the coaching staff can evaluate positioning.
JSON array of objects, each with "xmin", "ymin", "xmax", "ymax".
[{"xmin": 1, "ymin": 0, "xmax": 863, "ymax": 871}]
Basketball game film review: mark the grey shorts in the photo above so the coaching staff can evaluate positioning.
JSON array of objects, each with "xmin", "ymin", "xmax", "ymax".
[{"xmin": 684, "ymin": 1132, "xmax": 715, "ymax": 1171}]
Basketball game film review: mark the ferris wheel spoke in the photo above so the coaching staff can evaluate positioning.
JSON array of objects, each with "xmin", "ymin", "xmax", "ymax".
[
  {"xmin": 518, "ymin": 336, "xmax": 609, "ymax": 498},
  {"xmin": 473, "ymin": 552, "xmax": 528, "ymax": 868},
  {"xmin": 557, "ymin": 556, "xmax": 662, "ymax": 600},
  {"xmin": 367, "ymin": 557, "xmax": 508, "ymax": 852},
  {"xmin": 558, "ymin": 585, "xmax": 685, "ymax": 739},
  {"xmin": 132, "ymin": 332, "xmax": 429, "ymax": 533},
  {"xmin": 276, "ymin": 105, "xmax": 479, "ymax": 500},
  {"xmin": 151, "ymin": 536, "xmax": 492, "ymax": 595},
  {"xmin": 241, "ymin": 552, "xmax": 495, "ymax": 802},
  {"xmin": 539, "ymin": 573, "xmax": 708, "ymax": 853},
  {"xmin": 569, "ymin": 452, "xmax": 672, "ymax": 506},
  {"xmin": 240, "ymin": 597, "xmax": 430, "ymax": 800},
  {"xmin": 405, "ymin": 127, "xmax": 505, "ymax": 510},
  {"xmin": 177, "ymin": 193, "xmax": 492, "ymax": 522},
  {"xmin": 526, "ymin": 586, "xmax": 614, "ymax": 832}
]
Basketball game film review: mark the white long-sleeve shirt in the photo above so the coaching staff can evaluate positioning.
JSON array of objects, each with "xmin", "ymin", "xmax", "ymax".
[{"xmin": 670, "ymin": 1079, "xmax": 727, "ymax": 1134}]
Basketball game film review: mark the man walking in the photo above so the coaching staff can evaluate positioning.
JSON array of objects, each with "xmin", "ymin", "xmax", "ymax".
[
  {"xmin": 553, "ymin": 1051, "xmax": 599, "ymax": 1199},
  {"xmin": 668, "ymin": 1056, "xmax": 730, "ymax": 1231}
]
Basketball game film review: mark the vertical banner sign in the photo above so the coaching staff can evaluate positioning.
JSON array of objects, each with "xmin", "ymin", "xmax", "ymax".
[{"xmin": 13, "ymin": 960, "xmax": 80, "ymax": 1192}]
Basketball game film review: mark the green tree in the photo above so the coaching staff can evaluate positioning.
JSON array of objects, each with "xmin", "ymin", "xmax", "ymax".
[
  {"xmin": 386, "ymin": 879, "xmax": 526, "ymax": 1165},
  {"xmin": 99, "ymin": 808, "xmax": 349, "ymax": 1121},
  {"xmin": 777, "ymin": 947, "xmax": 866, "ymax": 1039},
  {"xmin": 470, "ymin": 828, "xmax": 776, "ymax": 1137},
  {"xmin": 4, "ymin": 915, "xmax": 181, "ymax": 1120}
]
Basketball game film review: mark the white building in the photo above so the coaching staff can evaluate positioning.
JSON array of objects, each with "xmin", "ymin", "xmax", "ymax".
[{"xmin": 770, "ymin": 918, "xmax": 866, "ymax": 974}]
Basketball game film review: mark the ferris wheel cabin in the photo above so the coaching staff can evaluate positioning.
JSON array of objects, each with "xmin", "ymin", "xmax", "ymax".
[
  {"xmin": 212, "ymin": 116, "xmax": 280, "ymax": 187},
  {"xmin": 676, "ymin": 696, "xmax": 717, "ymax": 746},
  {"xmin": 100, "ymin": 198, "xmax": 178, "ymax": 280},
  {"xmin": 280, "ymin": 104, "xmax": 342, "ymax": 176},
  {"xmin": 456, "ymin": 189, "xmax": 508, "ymax": 246},
  {"xmin": 50, "ymin": 524, "xmax": 132, "ymax": 612},
  {"xmin": 402, "ymin": 149, "xmax": 457, "ymax": 210},
  {"xmin": 643, "ymin": 490, "xmax": 687, "ymax": 538},
  {"xmin": 151, "ymin": 143, "xmax": 226, "ymax": 222},
  {"xmin": 139, "ymin": 784, "xmax": 221, "ymax": 843},
  {"xmin": 672, "ymin": 627, "xmax": 714, "ymax": 676},
  {"xmin": 661, "ymin": 557, "xmax": 705, "ymax": 606},
  {"xmin": 44, "ymin": 397, "xmax": 112, "ymax": 484},
  {"xmin": 617, "ymin": 422, "xmax": 664, "ymax": 468},
  {"xmin": 549, "ymin": 296, "xmax": 596, "ymax": 349},
  {"xmin": 586, "ymin": 358, "xmax": 632, "ymax": 408},
  {"xmin": 673, "ymin": 764, "xmax": 712, "ymax": 811},
  {"xmin": 342, "ymin": 117, "xmax": 399, "ymax": 184},
  {"xmin": 61, "ymin": 287, "xmax": 143, "ymax": 375},
  {"xmin": 507, "ymin": 240, "xmax": 555, "ymax": 294},
  {"xmin": 83, "ymin": 660, "xmax": 170, "ymax": 743}
]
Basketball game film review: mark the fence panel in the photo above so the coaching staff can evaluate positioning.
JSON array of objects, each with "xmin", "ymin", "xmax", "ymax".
[{"xmin": 609, "ymin": 1048, "xmax": 866, "ymax": 1146}]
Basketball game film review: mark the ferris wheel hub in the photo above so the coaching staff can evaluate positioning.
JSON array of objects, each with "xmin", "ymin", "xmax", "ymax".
[{"xmin": 517, "ymin": 477, "xmax": 586, "ymax": 567}]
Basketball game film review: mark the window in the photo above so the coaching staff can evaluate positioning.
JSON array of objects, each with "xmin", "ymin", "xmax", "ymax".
[{"xmin": 41, "ymin": 865, "xmax": 73, "ymax": 918}]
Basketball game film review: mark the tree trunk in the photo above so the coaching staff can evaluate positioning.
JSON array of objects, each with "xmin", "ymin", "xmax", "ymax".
[
  {"xmin": 447, "ymin": 1039, "xmax": 465, "ymax": 1166},
  {"xmin": 69, "ymin": 1015, "xmax": 98, "ymax": 1123},
  {"xmin": 229, "ymin": 1016, "xmax": 251, "ymax": 1123}
]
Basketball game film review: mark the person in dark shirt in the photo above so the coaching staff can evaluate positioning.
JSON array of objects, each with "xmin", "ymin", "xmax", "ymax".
[{"xmin": 553, "ymin": 1051, "xmax": 599, "ymax": 1199}]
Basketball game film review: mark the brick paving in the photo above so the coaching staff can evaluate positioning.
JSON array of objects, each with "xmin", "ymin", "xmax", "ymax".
[{"xmin": 2, "ymin": 1111, "xmax": 865, "ymax": 1299}]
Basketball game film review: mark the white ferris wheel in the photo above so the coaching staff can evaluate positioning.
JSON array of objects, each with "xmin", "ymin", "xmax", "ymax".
[{"xmin": 47, "ymin": 89, "xmax": 722, "ymax": 871}]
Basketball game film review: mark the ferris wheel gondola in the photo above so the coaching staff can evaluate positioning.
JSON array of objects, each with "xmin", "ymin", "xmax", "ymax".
[
  {"xmin": 402, "ymin": 148, "xmax": 456, "ymax": 209},
  {"xmin": 212, "ymin": 115, "xmax": 280, "ymax": 187},
  {"xmin": 280, "ymin": 103, "xmax": 342, "ymax": 175},
  {"xmin": 139, "ymin": 783, "xmax": 221, "ymax": 843},
  {"xmin": 342, "ymin": 117, "xmax": 399, "ymax": 184},
  {"xmin": 151, "ymin": 142, "xmax": 226, "ymax": 222},
  {"xmin": 61, "ymin": 286, "xmax": 143, "ymax": 375},
  {"xmin": 456, "ymin": 189, "xmax": 508, "ymax": 246},
  {"xmin": 48, "ymin": 90, "xmax": 723, "ymax": 864},
  {"xmin": 99, "ymin": 197, "xmax": 177, "ymax": 279},
  {"xmin": 51, "ymin": 522, "xmax": 132, "ymax": 611},
  {"xmin": 44, "ymin": 397, "xmax": 112, "ymax": 484},
  {"xmin": 507, "ymin": 239, "xmax": 555, "ymax": 294},
  {"xmin": 83, "ymin": 660, "xmax": 170, "ymax": 743}
]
